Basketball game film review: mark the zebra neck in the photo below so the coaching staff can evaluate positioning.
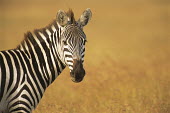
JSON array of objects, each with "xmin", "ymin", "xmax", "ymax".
[{"xmin": 16, "ymin": 20, "xmax": 66, "ymax": 86}]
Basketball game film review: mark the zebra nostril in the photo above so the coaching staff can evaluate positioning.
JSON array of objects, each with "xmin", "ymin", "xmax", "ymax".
[
  {"xmin": 82, "ymin": 69, "xmax": 85, "ymax": 76},
  {"xmin": 70, "ymin": 71, "xmax": 74, "ymax": 77}
]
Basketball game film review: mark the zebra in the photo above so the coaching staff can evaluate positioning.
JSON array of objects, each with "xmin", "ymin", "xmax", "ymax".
[{"xmin": 0, "ymin": 8, "xmax": 92, "ymax": 113}]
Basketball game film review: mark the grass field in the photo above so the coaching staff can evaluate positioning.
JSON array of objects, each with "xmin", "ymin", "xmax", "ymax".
[{"xmin": 0, "ymin": 0, "xmax": 170, "ymax": 112}]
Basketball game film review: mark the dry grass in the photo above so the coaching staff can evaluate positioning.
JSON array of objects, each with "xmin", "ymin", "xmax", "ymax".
[{"xmin": 0, "ymin": 0, "xmax": 170, "ymax": 113}]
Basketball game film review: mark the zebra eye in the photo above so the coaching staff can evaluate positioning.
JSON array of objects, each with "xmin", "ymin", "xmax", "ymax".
[
  {"xmin": 63, "ymin": 40, "xmax": 67, "ymax": 45},
  {"xmin": 84, "ymin": 40, "xmax": 87, "ymax": 44}
]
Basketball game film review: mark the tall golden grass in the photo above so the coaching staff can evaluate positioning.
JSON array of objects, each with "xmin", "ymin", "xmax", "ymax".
[{"xmin": 0, "ymin": 0, "xmax": 170, "ymax": 112}]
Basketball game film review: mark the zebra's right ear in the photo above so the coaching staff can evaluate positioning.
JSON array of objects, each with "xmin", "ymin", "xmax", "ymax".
[
  {"xmin": 78, "ymin": 8, "xmax": 92, "ymax": 27},
  {"xmin": 56, "ymin": 10, "xmax": 68, "ymax": 27}
]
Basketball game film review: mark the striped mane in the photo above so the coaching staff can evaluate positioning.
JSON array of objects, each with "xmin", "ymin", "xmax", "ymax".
[
  {"xmin": 17, "ymin": 9, "xmax": 76, "ymax": 50},
  {"xmin": 67, "ymin": 9, "xmax": 76, "ymax": 24},
  {"xmin": 16, "ymin": 19, "xmax": 58, "ymax": 50}
]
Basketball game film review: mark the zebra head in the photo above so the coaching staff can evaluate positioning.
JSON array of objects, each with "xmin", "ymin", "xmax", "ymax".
[{"xmin": 56, "ymin": 9, "xmax": 92, "ymax": 83}]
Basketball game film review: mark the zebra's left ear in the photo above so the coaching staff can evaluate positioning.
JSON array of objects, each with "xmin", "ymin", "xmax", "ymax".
[
  {"xmin": 78, "ymin": 8, "xmax": 92, "ymax": 27},
  {"xmin": 56, "ymin": 10, "xmax": 68, "ymax": 27}
]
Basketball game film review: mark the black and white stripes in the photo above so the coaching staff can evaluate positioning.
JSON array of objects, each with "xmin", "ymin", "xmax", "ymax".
[{"xmin": 0, "ymin": 8, "xmax": 92, "ymax": 112}]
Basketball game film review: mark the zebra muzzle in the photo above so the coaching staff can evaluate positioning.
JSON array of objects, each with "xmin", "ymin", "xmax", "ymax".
[{"xmin": 70, "ymin": 60, "xmax": 85, "ymax": 83}]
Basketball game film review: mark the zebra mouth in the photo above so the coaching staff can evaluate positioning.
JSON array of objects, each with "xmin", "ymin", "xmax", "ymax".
[
  {"xmin": 70, "ymin": 70, "xmax": 85, "ymax": 83},
  {"xmin": 70, "ymin": 59, "xmax": 86, "ymax": 83},
  {"xmin": 71, "ymin": 76, "xmax": 84, "ymax": 83},
  {"xmin": 70, "ymin": 68, "xmax": 85, "ymax": 83}
]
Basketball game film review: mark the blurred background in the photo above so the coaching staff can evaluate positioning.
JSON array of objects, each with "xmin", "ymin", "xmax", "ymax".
[{"xmin": 0, "ymin": 0, "xmax": 170, "ymax": 112}]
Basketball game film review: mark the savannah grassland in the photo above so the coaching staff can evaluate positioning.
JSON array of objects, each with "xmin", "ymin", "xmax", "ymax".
[{"xmin": 0, "ymin": 0, "xmax": 170, "ymax": 113}]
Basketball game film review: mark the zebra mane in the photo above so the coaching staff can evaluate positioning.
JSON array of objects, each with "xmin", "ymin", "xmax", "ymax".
[
  {"xmin": 67, "ymin": 9, "xmax": 76, "ymax": 25},
  {"xmin": 16, "ymin": 9, "xmax": 75, "ymax": 50},
  {"xmin": 16, "ymin": 19, "xmax": 58, "ymax": 50}
]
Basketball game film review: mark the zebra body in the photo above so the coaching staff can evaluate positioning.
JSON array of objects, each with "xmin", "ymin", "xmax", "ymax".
[
  {"xmin": 0, "ymin": 9, "xmax": 92, "ymax": 112},
  {"xmin": 0, "ymin": 24, "xmax": 65, "ymax": 112}
]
